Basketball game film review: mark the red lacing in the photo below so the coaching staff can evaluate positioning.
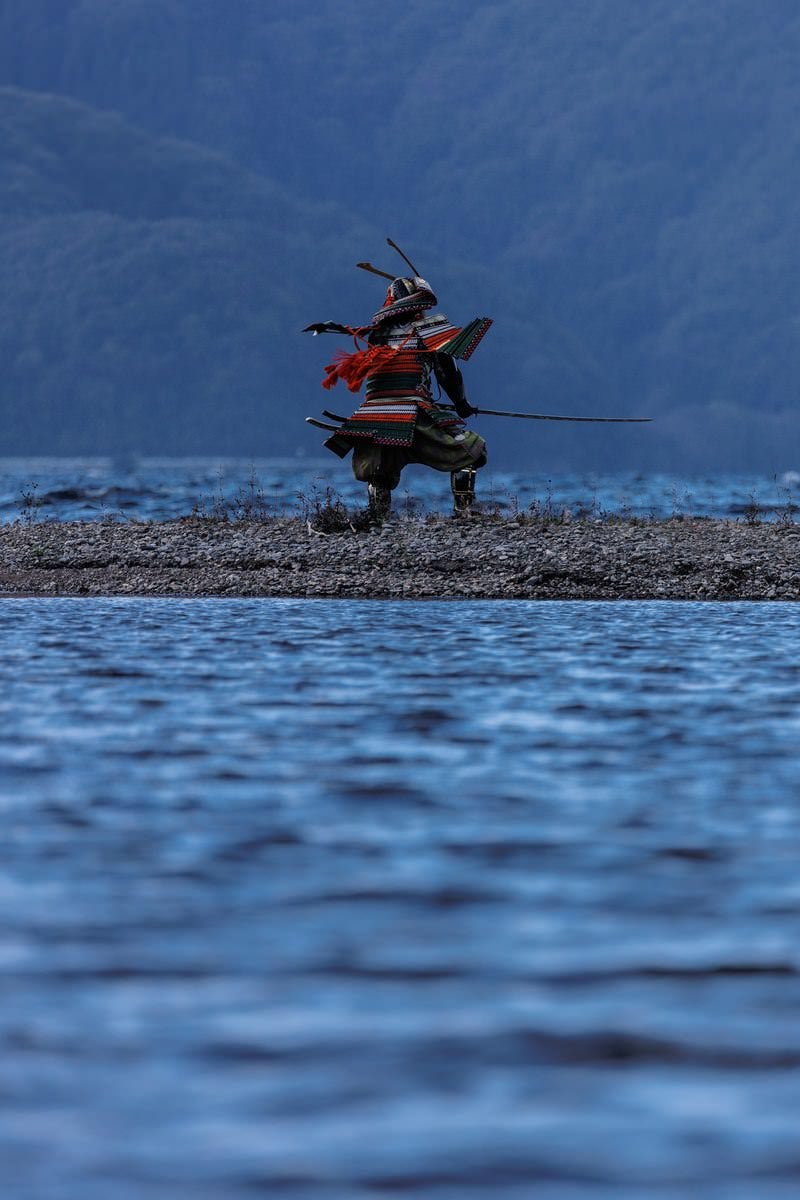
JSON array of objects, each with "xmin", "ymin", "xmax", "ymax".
[{"xmin": 321, "ymin": 333, "xmax": 413, "ymax": 393}]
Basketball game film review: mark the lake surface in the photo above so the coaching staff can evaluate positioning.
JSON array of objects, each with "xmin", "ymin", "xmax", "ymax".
[
  {"xmin": 2, "ymin": 597, "xmax": 800, "ymax": 1199},
  {"xmin": 2, "ymin": 456, "xmax": 800, "ymax": 522}
]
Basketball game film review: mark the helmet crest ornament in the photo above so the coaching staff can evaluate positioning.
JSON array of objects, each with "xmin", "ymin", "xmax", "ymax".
[{"xmin": 386, "ymin": 237, "xmax": 421, "ymax": 277}]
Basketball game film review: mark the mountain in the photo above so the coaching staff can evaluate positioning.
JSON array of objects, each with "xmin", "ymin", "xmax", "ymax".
[
  {"xmin": 0, "ymin": 81, "xmax": 601, "ymax": 462},
  {"xmin": 1, "ymin": 0, "xmax": 800, "ymax": 470},
  {"xmin": 0, "ymin": 85, "xmax": 379, "ymax": 454}
]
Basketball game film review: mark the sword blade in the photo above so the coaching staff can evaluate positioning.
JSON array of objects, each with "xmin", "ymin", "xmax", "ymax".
[{"xmin": 475, "ymin": 408, "xmax": 652, "ymax": 423}]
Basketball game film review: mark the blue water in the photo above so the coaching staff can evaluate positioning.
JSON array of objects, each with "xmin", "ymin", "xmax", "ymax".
[
  {"xmin": 2, "ymin": 456, "xmax": 800, "ymax": 522},
  {"xmin": 2, "ymin": 597, "xmax": 800, "ymax": 1199}
]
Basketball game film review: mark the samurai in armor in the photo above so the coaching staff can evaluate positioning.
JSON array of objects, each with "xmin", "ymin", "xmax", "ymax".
[{"xmin": 304, "ymin": 274, "xmax": 492, "ymax": 516}]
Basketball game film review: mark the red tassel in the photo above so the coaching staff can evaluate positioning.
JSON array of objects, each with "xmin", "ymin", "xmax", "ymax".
[{"xmin": 321, "ymin": 342, "xmax": 400, "ymax": 392}]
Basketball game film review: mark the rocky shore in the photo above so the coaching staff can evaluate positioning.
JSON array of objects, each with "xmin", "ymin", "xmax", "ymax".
[{"xmin": 1, "ymin": 514, "xmax": 799, "ymax": 599}]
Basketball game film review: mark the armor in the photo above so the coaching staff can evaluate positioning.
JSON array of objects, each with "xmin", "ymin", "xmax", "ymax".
[
  {"xmin": 451, "ymin": 468, "xmax": 477, "ymax": 513},
  {"xmin": 306, "ymin": 269, "xmax": 491, "ymax": 516}
]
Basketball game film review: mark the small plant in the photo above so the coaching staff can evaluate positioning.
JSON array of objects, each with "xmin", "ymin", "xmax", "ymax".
[
  {"xmin": 192, "ymin": 466, "xmax": 272, "ymax": 521},
  {"xmin": 573, "ymin": 493, "xmax": 601, "ymax": 521},
  {"xmin": 477, "ymin": 489, "xmax": 506, "ymax": 519},
  {"xmin": 230, "ymin": 466, "xmax": 270, "ymax": 521},
  {"xmin": 743, "ymin": 491, "xmax": 761, "ymax": 526},
  {"xmin": 525, "ymin": 483, "xmax": 570, "ymax": 524},
  {"xmin": 192, "ymin": 467, "xmax": 229, "ymax": 520},
  {"xmin": 775, "ymin": 500, "xmax": 799, "ymax": 526},
  {"xmin": 18, "ymin": 481, "xmax": 41, "ymax": 524},
  {"xmin": 669, "ymin": 484, "xmax": 694, "ymax": 519},
  {"xmin": 297, "ymin": 484, "xmax": 372, "ymax": 532},
  {"xmin": 399, "ymin": 490, "xmax": 425, "ymax": 520},
  {"xmin": 773, "ymin": 475, "xmax": 798, "ymax": 526}
]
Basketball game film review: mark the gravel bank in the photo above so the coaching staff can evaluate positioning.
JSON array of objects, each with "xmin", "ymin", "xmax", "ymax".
[{"xmin": 1, "ymin": 516, "xmax": 799, "ymax": 599}]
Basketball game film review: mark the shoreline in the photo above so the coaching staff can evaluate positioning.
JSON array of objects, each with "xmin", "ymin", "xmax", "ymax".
[{"xmin": 1, "ymin": 515, "xmax": 799, "ymax": 600}]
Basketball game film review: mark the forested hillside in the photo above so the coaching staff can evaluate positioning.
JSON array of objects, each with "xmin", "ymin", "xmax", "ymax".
[
  {"xmin": 0, "ymin": 86, "xmax": 381, "ymax": 453},
  {"xmin": 1, "ymin": 0, "xmax": 800, "ymax": 469}
]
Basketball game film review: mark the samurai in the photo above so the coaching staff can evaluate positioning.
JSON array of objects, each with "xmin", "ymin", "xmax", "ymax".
[{"xmin": 304, "ymin": 254, "xmax": 493, "ymax": 517}]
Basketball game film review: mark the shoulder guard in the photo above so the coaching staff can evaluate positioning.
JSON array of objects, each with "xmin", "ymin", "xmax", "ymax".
[{"xmin": 413, "ymin": 315, "xmax": 493, "ymax": 360}]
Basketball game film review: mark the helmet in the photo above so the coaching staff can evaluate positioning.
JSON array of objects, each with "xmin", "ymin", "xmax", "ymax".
[{"xmin": 372, "ymin": 275, "xmax": 437, "ymax": 326}]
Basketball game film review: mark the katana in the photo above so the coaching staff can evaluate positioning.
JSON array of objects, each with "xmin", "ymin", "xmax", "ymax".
[
  {"xmin": 314, "ymin": 408, "xmax": 652, "ymax": 427},
  {"xmin": 472, "ymin": 407, "xmax": 652, "ymax": 423}
]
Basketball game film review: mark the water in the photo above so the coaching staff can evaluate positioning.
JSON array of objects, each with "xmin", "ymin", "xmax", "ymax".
[
  {"xmin": 2, "ymin": 456, "xmax": 800, "ymax": 522},
  {"xmin": 2, "ymin": 597, "xmax": 800, "ymax": 1199}
]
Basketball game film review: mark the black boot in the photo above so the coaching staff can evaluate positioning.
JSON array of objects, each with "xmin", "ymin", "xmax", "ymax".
[
  {"xmin": 367, "ymin": 482, "xmax": 392, "ymax": 519},
  {"xmin": 451, "ymin": 468, "xmax": 476, "ymax": 515}
]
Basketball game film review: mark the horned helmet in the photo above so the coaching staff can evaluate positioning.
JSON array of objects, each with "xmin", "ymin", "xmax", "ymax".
[{"xmin": 371, "ymin": 276, "xmax": 437, "ymax": 326}]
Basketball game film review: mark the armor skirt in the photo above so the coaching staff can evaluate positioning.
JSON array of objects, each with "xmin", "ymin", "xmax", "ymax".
[{"xmin": 350, "ymin": 409, "xmax": 487, "ymax": 490}]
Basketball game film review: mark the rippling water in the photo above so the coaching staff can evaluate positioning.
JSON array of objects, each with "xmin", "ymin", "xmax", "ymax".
[
  {"xmin": 2, "ymin": 456, "xmax": 800, "ymax": 522},
  {"xmin": 2, "ymin": 598, "xmax": 800, "ymax": 1199}
]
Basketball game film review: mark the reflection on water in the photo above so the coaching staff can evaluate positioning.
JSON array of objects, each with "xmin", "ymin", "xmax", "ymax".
[{"xmin": 1, "ymin": 598, "xmax": 800, "ymax": 1198}]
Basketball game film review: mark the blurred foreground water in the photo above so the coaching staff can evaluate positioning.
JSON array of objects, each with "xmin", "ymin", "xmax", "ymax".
[
  {"xmin": 2, "ymin": 457, "xmax": 800, "ymax": 522},
  {"xmin": 1, "ymin": 597, "xmax": 800, "ymax": 1199}
]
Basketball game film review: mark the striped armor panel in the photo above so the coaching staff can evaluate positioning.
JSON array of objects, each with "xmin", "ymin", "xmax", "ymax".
[{"xmin": 337, "ymin": 316, "xmax": 468, "ymax": 448}]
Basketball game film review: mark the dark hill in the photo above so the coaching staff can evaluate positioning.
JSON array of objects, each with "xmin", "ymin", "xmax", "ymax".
[
  {"xmin": 2, "ymin": 2, "xmax": 800, "ymax": 469},
  {"xmin": 0, "ymin": 86, "xmax": 382, "ymax": 455},
  {"xmin": 0, "ymin": 84, "xmax": 602, "ymax": 461}
]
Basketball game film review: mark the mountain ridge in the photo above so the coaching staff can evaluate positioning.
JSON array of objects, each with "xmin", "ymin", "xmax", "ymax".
[{"xmin": 2, "ymin": 1, "xmax": 800, "ymax": 469}]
